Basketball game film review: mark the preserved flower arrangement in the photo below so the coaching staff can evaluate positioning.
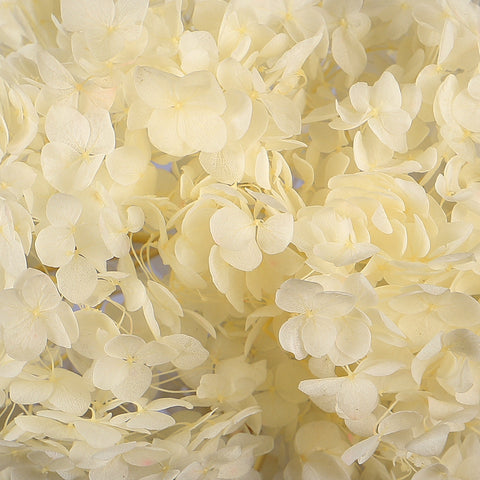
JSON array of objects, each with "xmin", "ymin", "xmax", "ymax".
[{"xmin": 1, "ymin": 0, "xmax": 480, "ymax": 479}]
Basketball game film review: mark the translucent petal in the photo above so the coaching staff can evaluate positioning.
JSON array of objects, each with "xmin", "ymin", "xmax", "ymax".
[
  {"xmin": 416, "ymin": 333, "xmax": 443, "ymax": 361},
  {"xmin": 302, "ymin": 316, "xmax": 337, "ymax": 358},
  {"xmin": 313, "ymin": 241, "xmax": 380, "ymax": 266},
  {"xmin": 312, "ymin": 291, "xmax": 356, "ymax": 317},
  {"xmin": 10, "ymin": 379, "xmax": 54, "ymax": 405},
  {"xmin": 275, "ymin": 279, "xmax": 324, "ymax": 313},
  {"xmin": 438, "ymin": 18, "xmax": 456, "ymax": 64},
  {"xmin": 113, "ymin": 363, "xmax": 152, "ymax": 402},
  {"xmin": 73, "ymin": 309, "xmax": 119, "ymax": 359},
  {"xmin": 437, "ymin": 292, "xmax": 480, "ymax": 327},
  {"xmin": 4, "ymin": 319, "xmax": 47, "ymax": 361},
  {"xmin": 223, "ymin": 90, "xmax": 252, "ymax": 140},
  {"xmin": 127, "ymin": 206, "xmax": 144, "ymax": 233},
  {"xmin": 380, "ymin": 109, "xmax": 412, "ymax": 136},
  {"xmin": 55, "ymin": 301, "xmax": 80, "ymax": 344},
  {"xmin": 219, "ymin": 240, "xmax": 262, "ymax": 271},
  {"xmin": 85, "ymin": 29, "xmax": 126, "ymax": 62},
  {"xmin": 0, "ymin": 355, "xmax": 25, "ymax": 378},
  {"xmin": 406, "ymin": 424, "xmax": 450, "ymax": 457},
  {"xmin": 332, "ymin": 27, "xmax": 366, "ymax": 78},
  {"xmin": 208, "ymin": 245, "xmax": 245, "ymax": 312},
  {"xmin": 378, "ymin": 411, "xmax": 423, "ymax": 436},
  {"xmin": 84, "ymin": 109, "xmax": 115, "ymax": 155},
  {"xmin": 134, "ymin": 67, "xmax": 176, "ymax": 109},
  {"xmin": 0, "ymin": 290, "xmax": 26, "ymax": 326},
  {"xmin": 337, "ymin": 378, "xmax": 378, "ymax": 420},
  {"xmin": 179, "ymin": 30, "xmax": 218, "ymax": 74},
  {"xmin": 349, "ymin": 82, "xmax": 370, "ymax": 113},
  {"xmin": 43, "ymin": 311, "xmax": 73, "ymax": 348},
  {"xmin": 257, "ymin": 213, "xmax": 294, "ymax": 255},
  {"xmin": 121, "ymin": 276, "xmax": 146, "ymax": 312},
  {"xmin": 35, "ymin": 226, "xmax": 75, "ymax": 268},
  {"xmin": 270, "ymin": 34, "xmax": 323, "ymax": 78},
  {"xmin": 127, "ymin": 100, "xmax": 152, "ymax": 130},
  {"xmin": 74, "ymin": 420, "xmax": 122, "ymax": 449},
  {"xmin": 40, "ymin": 142, "xmax": 81, "ymax": 192},
  {"xmin": 199, "ymin": 142, "xmax": 245, "ymax": 184},
  {"xmin": 260, "ymin": 93, "xmax": 301, "ymax": 136},
  {"xmin": 37, "ymin": 50, "xmax": 75, "ymax": 90},
  {"xmin": 335, "ymin": 318, "xmax": 371, "ymax": 361},
  {"xmin": 368, "ymin": 118, "xmax": 408, "ymax": 152},
  {"xmin": 298, "ymin": 377, "xmax": 344, "ymax": 397},
  {"xmin": 334, "ymin": 100, "xmax": 368, "ymax": 128},
  {"xmin": 341, "ymin": 435, "xmax": 380, "ymax": 465},
  {"xmin": 443, "ymin": 329, "xmax": 480, "ymax": 361},
  {"xmin": 147, "ymin": 108, "xmax": 192, "ymax": 157},
  {"xmin": 137, "ymin": 341, "xmax": 176, "ymax": 366},
  {"xmin": 147, "ymin": 280, "xmax": 183, "ymax": 316},
  {"xmin": 106, "ymin": 146, "xmax": 150, "ymax": 186},
  {"xmin": 48, "ymin": 369, "xmax": 91, "ymax": 415},
  {"xmin": 371, "ymin": 71, "xmax": 402, "ymax": 111},
  {"xmin": 179, "ymin": 107, "xmax": 227, "ymax": 153},
  {"xmin": 98, "ymin": 208, "xmax": 130, "ymax": 258},
  {"xmin": 18, "ymin": 268, "xmax": 61, "ymax": 312},
  {"xmin": 411, "ymin": 464, "xmax": 449, "ymax": 480},
  {"xmin": 162, "ymin": 334, "xmax": 209, "ymax": 369},
  {"xmin": 453, "ymin": 90, "xmax": 480, "ymax": 132},
  {"xmin": 255, "ymin": 146, "xmax": 271, "ymax": 190},
  {"xmin": 147, "ymin": 400, "xmax": 191, "ymax": 417},
  {"xmin": 177, "ymin": 70, "xmax": 226, "ymax": 114},
  {"xmin": 278, "ymin": 315, "xmax": 308, "ymax": 360},
  {"xmin": 210, "ymin": 207, "xmax": 255, "ymax": 251},
  {"xmin": 104, "ymin": 334, "xmax": 145, "ymax": 359},
  {"xmin": 56, "ymin": 255, "xmax": 97, "ymax": 304},
  {"xmin": 45, "ymin": 104, "xmax": 89, "ymax": 150},
  {"xmin": 216, "ymin": 58, "xmax": 252, "ymax": 91},
  {"xmin": 61, "ymin": 0, "xmax": 113, "ymax": 30},
  {"xmin": 93, "ymin": 356, "xmax": 129, "ymax": 390},
  {"xmin": 46, "ymin": 193, "xmax": 82, "ymax": 226},
  {"xmin": 371, "ymin": 204, "xmax": 393, "ymax": 234},
  {"xmin": 304, "ymin": 452, "xmax": 350, "ymax": 480},
  {"xmin": 126, "ymin": 411, "xmax": 175, "ymax": 431}
]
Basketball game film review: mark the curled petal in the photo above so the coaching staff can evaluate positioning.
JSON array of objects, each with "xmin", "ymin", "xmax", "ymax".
[{"xmin": 279, "ymin": 315, "xmax": 308, "ymax": 360}]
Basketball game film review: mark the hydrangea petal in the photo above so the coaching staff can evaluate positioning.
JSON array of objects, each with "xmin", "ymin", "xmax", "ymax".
[
  {"xmin": 35, "ymin": 226, "xmax": 75, "ymax": 268},
  {"xmin": 147, "ymin": 108, "xmax": 192, "ymax": 157},
  {"xmin": 278, "ymin": 315, "xmax": 308, "ymax": 360},
  {"xmin": 210, "ymin": 207, "xmax": 255, "ymax": 251},
  {"xmin": 93, "ymin": 356, "xmax": 129, "ymax": 390},
  {"xmin": 4, "ymin": 319, "xmax": 47, "ymax": 361},
  {"xmin": 112, "ymin": 363, "xmax": 152, "ymax": 402},
  {"xmin": 275, "ymin": 279, "xmax": 324, "ymax": 313},
  {"xmin": 337, "ymin": 377, "xmax": 378, "ymax": 420},
  {"xmin": 331, "ymin": 27, "xmax": 366, "ymax": 78},
  {"xmin": 302, "ymin": 316, "xmax": 336, "ymax": 358},
  {"xmin": 56, "ymin": 255, "xmax": 97, "ymax": 304}
]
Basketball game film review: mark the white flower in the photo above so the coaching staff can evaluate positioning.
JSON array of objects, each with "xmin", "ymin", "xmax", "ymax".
[
  {"xmin": 93, "ymin": 334, "xmax": 175, "ymax": 402},
  {"xmin": 331, "ymin": 71, "xmax": 418, "ymax": 152},
  {"xmin": 0, "ymin": 269, "xmax": 78, "ymax": 361},
  {"xmin": 61, "ymin": 0, "xmax": 149, "ymax": 61},
  {"xmin": 133, "ymin": 67, "xmax": 227, "ymax": 156},
  {"xmin": 276, "ymin": 279, "xmax": 371, "ymax": 364},
  {"xmin": 210, "ymin": 205, "xmax": 294, "ymax": 271},
  {"xmin": 41, "ymin": 105, "xmax": 115, "ymax": 192},
  {"xmin": 321, "ymin": 0, "xmax": 371, "ymax": 77}
]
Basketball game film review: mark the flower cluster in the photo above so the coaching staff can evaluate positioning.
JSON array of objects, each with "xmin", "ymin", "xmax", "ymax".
[{"xmin": 0, "ymin": 0, "xmax": 480, "ymax": 479}]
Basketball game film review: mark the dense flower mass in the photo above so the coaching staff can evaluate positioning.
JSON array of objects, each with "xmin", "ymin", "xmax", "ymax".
[{"xmin": 1, "ymin": 0, "xmax": 480, "ymax": 478}]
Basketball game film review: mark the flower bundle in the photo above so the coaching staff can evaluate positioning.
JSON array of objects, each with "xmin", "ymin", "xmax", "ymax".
[{"xmin": 0, "ymin": 0, "xmax": 480, "ymax": 478}]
